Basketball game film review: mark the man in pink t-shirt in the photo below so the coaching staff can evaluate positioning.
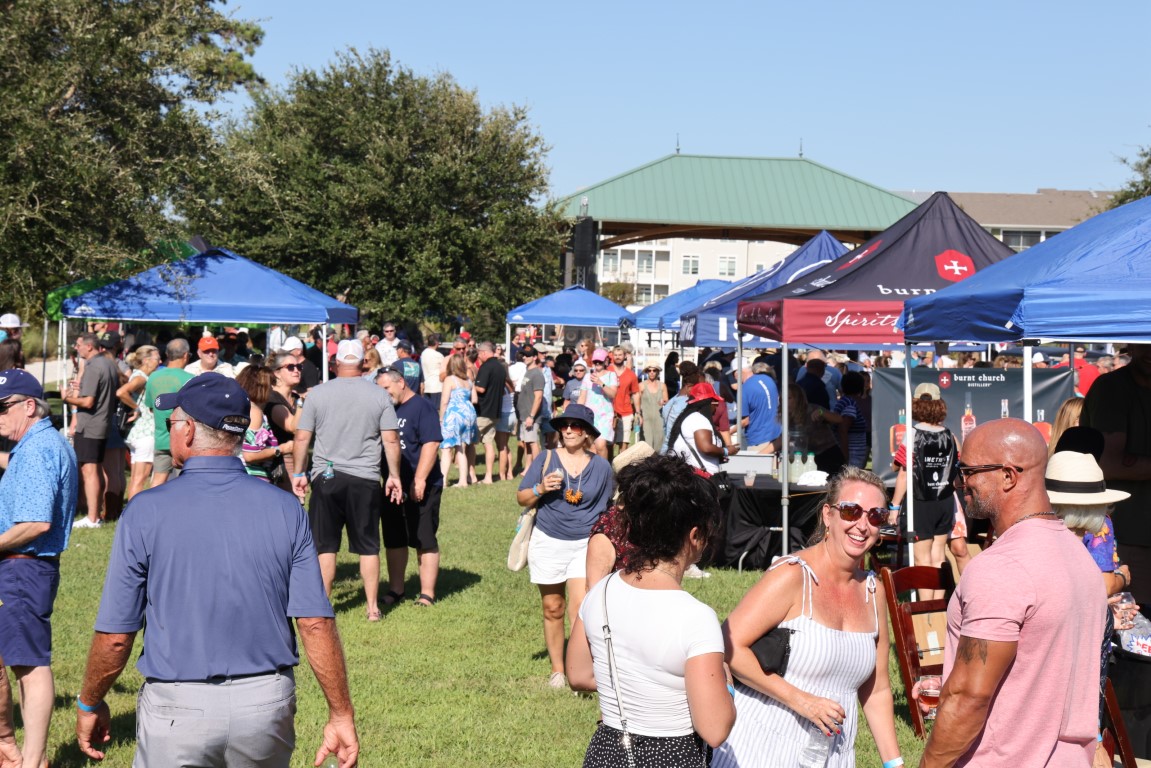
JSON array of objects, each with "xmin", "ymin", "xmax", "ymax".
[{"xmin": 919, "ymin": 419, "xmax": 1105, "ymax": 768}]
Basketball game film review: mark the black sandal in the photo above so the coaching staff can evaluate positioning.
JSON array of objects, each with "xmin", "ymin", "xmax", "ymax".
[
  {"xmin": 415, "ymin": 593, "xmax": 436, "ymax": 607},
  {"xmin": 382, "ymin": 589, "xmax": 405, "ymax": 606}
]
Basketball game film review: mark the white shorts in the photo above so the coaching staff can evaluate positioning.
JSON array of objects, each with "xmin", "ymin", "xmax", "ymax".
[
  {"xmin": 528, "ymin": 527, "xmax": 588, "ymax": 585},
  {"xmin": 129, "ymin": 437, "xmax": 155, "ymax": 464}
]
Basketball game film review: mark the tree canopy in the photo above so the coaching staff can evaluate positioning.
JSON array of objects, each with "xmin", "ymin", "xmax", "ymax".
[
  {"xmin": 179, "ymin": 48, "xmax": 566, "ymax": 338},
  {"xmin": 1109, "ymin": 143, "xmax": 1151, "ymax": 209},
  {"xmin": 0, "ymin": 0, "xmax": 263, "ymax": 318}
]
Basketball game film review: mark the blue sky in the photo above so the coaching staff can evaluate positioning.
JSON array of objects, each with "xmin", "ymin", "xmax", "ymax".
[{"xmin": 222, "ymin": 0, "xmax": 1149, "ymax": 199}]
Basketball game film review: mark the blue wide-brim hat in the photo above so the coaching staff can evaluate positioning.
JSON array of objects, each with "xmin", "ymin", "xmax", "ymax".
[
  {"xmin": 551, "ymin": 403, "xmax": 599, "ymax": 439},
  {"xmin": 155, "ymin": 372, "xmax": 250, "ymax": 435}
]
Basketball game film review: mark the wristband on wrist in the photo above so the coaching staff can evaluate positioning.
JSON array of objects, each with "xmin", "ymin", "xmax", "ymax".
[
  {"xmin": 889, "ymin": 504, "xmax": 901, "ymax": 511},
  {"xmin": 1116, "ymin": 569, "xmax": 1129, "ymax": 587},
  {"xmin": 726, "ymin": 683, "xmax": 735, "ymax": 698},
  {"xmin": 532, "ymin": 484, "xmax": 541, "ymax": 498},
  {"xmin": 292, "ymin": 472, "xmax": 306, "ymax": 478},
  {"xmin": 76, "ymin": 695, "xmax": 100, "ymax": 713},
  {"xmin": 883, "ymin": 758, "xmax": 904, "ymax": 768}
]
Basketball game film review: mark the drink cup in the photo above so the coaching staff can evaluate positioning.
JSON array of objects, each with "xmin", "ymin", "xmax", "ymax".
[
  {"xmin": 744, "ymin": 471, "xmax": 756, "ymax": 487},
  {"xmin": 916, "ymin": 675, "xmax": 942, "ymax": 720}
]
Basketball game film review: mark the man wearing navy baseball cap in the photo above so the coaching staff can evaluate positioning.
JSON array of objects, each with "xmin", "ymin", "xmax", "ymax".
[
  {"xmin": 0, "ymin": 368, "xmax": 78, "ymax": 768},
  {"xmin": 76, "ymin": 372, "xmax": 360, "ymax": 766}
]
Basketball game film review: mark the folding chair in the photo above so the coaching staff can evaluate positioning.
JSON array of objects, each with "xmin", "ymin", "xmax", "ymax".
[
  {"xmin": 879, "ymin": 564, "xmax": 956, "ymax": 739},
  {"xmin": 1102, "ymin": 677, "xmax": 1140, "ymax": 768}
]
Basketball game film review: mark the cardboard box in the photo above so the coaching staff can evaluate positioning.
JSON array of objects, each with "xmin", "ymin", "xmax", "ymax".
[{"xmin": 912, "ymin": 611, "xmax": 947, "ymax": 665}]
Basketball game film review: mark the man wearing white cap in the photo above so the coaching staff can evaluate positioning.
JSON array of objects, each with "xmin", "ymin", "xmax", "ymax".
[
  {"xmin": 1031, "ymin": 352, "xmax": 1048, "ymax": 368},
  {"xmin": 292, "ymin": 340, "xmax": 403, "ymax": 620}
]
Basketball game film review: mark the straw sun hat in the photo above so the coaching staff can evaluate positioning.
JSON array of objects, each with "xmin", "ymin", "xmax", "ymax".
[{"xmin": 1045, "ymin": 451, "xmax": 1130, "ymax": 506}]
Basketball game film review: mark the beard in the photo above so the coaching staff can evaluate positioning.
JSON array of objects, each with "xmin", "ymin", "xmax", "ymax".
[{"xmin": 964, "ymin": 490, "xmax": 997, "ymax": 520}]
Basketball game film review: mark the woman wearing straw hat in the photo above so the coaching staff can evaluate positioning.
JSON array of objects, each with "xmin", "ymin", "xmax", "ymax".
[{"xmin": 516, "ymin": 403, "xmax": 614, "ymax": 689}]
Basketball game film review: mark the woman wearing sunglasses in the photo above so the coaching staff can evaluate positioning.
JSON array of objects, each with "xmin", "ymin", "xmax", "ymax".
[
  {"xmin": 266, "ymin": 352, "xmax": 304, "ymax": 490},
  {"xmin": 516, "ymin": 404, "xmax": 614, "ymax": 689},
  {"xmin": 714, "ymin": 466, "xmax": 901, "ymax": 768}
]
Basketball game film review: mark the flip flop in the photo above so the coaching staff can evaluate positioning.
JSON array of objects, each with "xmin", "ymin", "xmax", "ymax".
[
  {"xmin": 366, "ymin": 609, "xmax": 382, "ymax": 622},
  {"xmin": 415, "ymin": 593, "xmax": 436, "ymax": 607},
  {"xmin": 382, "ymin": 589, "xmax": 405, "ymax": 606}
]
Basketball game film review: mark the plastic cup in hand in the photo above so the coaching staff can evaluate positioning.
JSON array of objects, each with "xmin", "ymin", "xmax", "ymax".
[
  {"xmin": 1115, "ymin": 591, "xmax": 1138, "ymax": 630},
  {"xmin": 744, "ymin": 471, "xmax": 757, "ymax": 487},
  {"xmin": 917, "ymin": 676, "xmax": 941, "ymax": 720}
]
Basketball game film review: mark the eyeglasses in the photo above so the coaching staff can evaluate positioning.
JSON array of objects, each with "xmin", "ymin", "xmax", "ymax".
[
  {"xmin": 954, "ymin": 462, "xmax": 1023, "ymax": 486},
  {"xmin": 278, "ymin": 363, "xmax": 302, "ymax": 372},
  {"xmin": 0, "ymin": 398, "xmax": 26, "ymax": 415},
  {"xmin": 558, "ymin": 423, "xmax": 585, "ymax": 432},
  {"xmin": 832, "ymin": 501, "xmax": 888, "ymax": 527},
  {"xmin": 384, "ymin": 329, "xmax": 396, "ymax": 334},
  {"xmin": 645, "ymin": 368, "xmax": 660, "ymax": 373},
  {"xmin": 201, "ymin": 349, "xmax": 218, "ymax": 355},
  {"xmin": 572, "ymin": 368, "xmax": 586, "ymax": 373},
  {"xmin": 165, "ymin": 418, "xmax": 190, "ymax": 433},
  {"xmin": 593, "ymin": 361, "xmax": 606, "ymax": 366}
]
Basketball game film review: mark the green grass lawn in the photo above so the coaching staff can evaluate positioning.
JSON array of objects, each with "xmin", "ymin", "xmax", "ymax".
[{"xmin": 13, "ymin": 466, "xmax": 929, "ymax": 767}]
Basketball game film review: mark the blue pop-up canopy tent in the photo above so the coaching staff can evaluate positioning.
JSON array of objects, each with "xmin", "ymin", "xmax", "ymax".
[
  {"xmin": 61, "ymin": 248, "xmax": 358, "ymax": 324},
  {"xmin": 679, "ymin": 230, "xmax": 848, "ymax": 347},
  {"xmin": 633, "ymin": 279, "xmax": 730, "ymax": 331},
  {"xmin": 506, "ymin": 285, "xmax": 635, "ymax": 327},
  {"xmin": 505, "ymin": 285, "xmax": 636, "ymax": 355},
  {"xmin": 900, "ymin": 194, "xmax": 1151, "ymax": 343}
]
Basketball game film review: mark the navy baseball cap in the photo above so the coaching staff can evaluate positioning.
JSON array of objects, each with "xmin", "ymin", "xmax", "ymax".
[
  {"xmin": 155, "ymin": 372, "xmax": 251, "ymax": 434},
  {"xmin": 0, "ymin": 369, "xmax": 44, "ymax": 400}
]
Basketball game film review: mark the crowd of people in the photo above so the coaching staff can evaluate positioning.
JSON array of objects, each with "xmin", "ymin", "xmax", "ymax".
[{"xmin": 1, "ymin": 306, "xmax": 1149, "ymax": 767}]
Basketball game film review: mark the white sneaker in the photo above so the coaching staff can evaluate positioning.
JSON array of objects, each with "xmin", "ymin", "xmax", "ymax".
[
  {"xmin": 72, "ymin": 517, "xmax": 103, "ymax": 529},
  {"xmin": 548, "ymin": 671, "xmax": 567, "ymax": 689},
  {"xmin": 685, "ymin": 564, "xmax": 710, "ymax": 579}
]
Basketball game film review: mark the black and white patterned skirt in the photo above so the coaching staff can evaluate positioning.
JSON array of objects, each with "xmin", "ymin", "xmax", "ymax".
[{"xmin": 583, "ymin": 722, "xmax": 711, "ymax": 768}]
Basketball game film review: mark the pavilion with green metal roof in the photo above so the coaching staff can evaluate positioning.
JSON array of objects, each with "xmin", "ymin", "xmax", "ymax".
[{"xmin": 554, "ymin": 154, "xmax": 916, "ymax": 249}]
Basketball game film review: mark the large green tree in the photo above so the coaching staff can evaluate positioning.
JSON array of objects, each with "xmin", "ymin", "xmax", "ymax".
[
  {"xmin": 180, "ymin": 48, "xmax": 566, "ymax": 338},
  {"xmin": 1110, "ymin": 143, "xmax": 1151, "ymax": 208},
  {"xmin": 0, "ymin": 0, "xmax": 262, "ymax": 317}
]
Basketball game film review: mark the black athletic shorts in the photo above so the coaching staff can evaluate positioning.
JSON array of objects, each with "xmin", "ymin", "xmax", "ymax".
[
  {"xmin": 381, "ymin": 484, "xmax": 441, "ymax": 551},
  {"xmin": 308, "ymin": 472, "xmax": 382, "ymax": 555},
  {"xmin": 913, "ymin": 495, "xmax": 956, "ymax": 540},
  {"xmin": 73, "ymin": 434, "xmax": 107, "ymax": 464}
]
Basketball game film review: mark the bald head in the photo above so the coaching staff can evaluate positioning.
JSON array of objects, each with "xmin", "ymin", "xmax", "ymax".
[{"xmin": 960, "ymin": 418, "xmax": 1051, "ymax": 529}]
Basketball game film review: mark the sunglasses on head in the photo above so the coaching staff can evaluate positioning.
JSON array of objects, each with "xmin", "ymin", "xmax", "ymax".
[
  {"xmin": 832, "ymin": 501, "xmax": 887, "ymax": 527},
  {"xmin": 279, "ymin": 363, "xmax": 302, "ymax": 372}
]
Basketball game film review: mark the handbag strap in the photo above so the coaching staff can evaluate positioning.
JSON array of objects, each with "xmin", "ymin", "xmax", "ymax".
[{"xmin": 601, "ymin": 572, "xmax": 638, "ymax": 768}]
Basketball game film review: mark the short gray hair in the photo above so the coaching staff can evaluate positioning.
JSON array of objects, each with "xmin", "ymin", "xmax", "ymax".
[
  {"xmin": 477, "ymin": 341, "xmax": 495, "ymax": 353},
  {"xmin": 31, "ymin": 398, "xmax": 51, "ymax": 419},
  {"xmin": 166, "ymin": 338, "xmax": 190, "ymax": 362},
  {"xmin": 381, "ymin": 369, "xmax": 406, "ymax": 387},
  {"xmin": 177, "ymin": 407, "xmax": 243, "ymax": 455},
  {"xmin": 1051, "ymin": 502, "xmax": 1108, "ymax": 534},
  {"xmin": 751, "ymin": 361, "xmax": 771, "ymax": 375}
]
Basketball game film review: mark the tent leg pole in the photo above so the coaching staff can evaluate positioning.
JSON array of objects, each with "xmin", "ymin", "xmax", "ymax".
[
  {"xmin": 505, "ymin": 323, "xmax": 511, "ymax": 363},
  {"xmin": 321, "ymin": 326, "xmax": 329, "ymax": 382},
  {"xmin": 736, "ymin": 335, "xmax": 745, "ymax": 448},
  {"xmin": 781, "ymin": 341, "xmax": 790, "ymax": 557},
  {"xmin": 904, "ymin": 343, "xmax": 915, "ymax": 568},
  {"xmin": 1023, "ymin": 343, "xmax": 1034, "ymax": 422},
  {"xmin": 41, "ymin": 318, "xmax": 48, "ymax": 385}
]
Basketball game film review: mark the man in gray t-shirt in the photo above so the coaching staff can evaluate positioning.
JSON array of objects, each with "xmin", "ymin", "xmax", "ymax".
[
  {"xmin": 62, "ymin": 331, "xmax": 122, "ymax": 527},
  {"xmin": 292, "ymin": 339, "xmax": 403, "ymax": 619},
  {"xmin": 515, "ymin": 346, "xmax": 545, "ymax": 464}
]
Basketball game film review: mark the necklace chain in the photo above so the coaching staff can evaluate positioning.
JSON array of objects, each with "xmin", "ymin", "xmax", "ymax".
[{"xmin": 1013, "ymin": 511, "xmax": 1058, "ymax": 527}]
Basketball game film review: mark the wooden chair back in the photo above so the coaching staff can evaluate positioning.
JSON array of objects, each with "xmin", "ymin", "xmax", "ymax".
[
  {"xmin": 1102, "ymin": 677, "xmax": 1138, "ymax": 768},
  {"xmin": 880, "ymin": 564, "xmax": 956, "ymax": 739}
]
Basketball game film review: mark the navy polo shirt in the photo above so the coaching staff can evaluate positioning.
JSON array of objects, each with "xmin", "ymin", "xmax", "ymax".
[{"xmin": 94, "ymin": 455, "xmax": 333, "ymax": 681}]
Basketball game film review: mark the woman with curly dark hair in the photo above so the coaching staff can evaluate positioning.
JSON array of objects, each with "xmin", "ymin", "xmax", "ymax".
[{"xmin": 567, "ymin": 453, "xmax": 736, "ymax": 766}]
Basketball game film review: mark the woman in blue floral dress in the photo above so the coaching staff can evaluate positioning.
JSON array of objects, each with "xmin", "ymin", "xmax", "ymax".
[{"xmin": 440, "ymin": 352, "xmax": 478, "ymax": 487}]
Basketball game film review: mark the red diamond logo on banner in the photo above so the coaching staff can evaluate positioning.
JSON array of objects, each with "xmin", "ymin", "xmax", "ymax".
[{"xmin": 935, "ymin": 250, "xmax": 975, "ymax": 282}]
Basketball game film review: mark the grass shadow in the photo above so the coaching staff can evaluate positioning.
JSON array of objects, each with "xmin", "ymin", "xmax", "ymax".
[
  {"xmin": 330, "ymin": 564, "xmax": 481, "ymax": 613},
  {"xmin": 49, "ymin": 709, "xmax": 138, "ymax": 767}
]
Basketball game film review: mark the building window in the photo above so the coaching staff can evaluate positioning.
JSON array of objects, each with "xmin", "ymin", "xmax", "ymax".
[
  {"xmin": 754, "ymin": 263, "xmax": 766, "ymax": 273},
  {"xmin": 654, "ymin": 285, "xmax": 669, "ymax": 301},
  {"xmin": 1002, "ymin": 230, "xmax": 1042, "ymax": 252},
  {"xmin": 601, "ymin": 250, "xmax": 619, "ymax": 276},
  {"xmin": 682, "ymin": 254, "xmax": 700, "ymax": 275},
  {"xmin": 718, "ymin": 255, "xmax": 737, "ymax": 277},
  {"xmin": 636, "ymin": 285, "xmax": 653, "ymax": 305},
  {"xmin": 637, "ymin": 250, "xmax": 654, "ymax": 275}
]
